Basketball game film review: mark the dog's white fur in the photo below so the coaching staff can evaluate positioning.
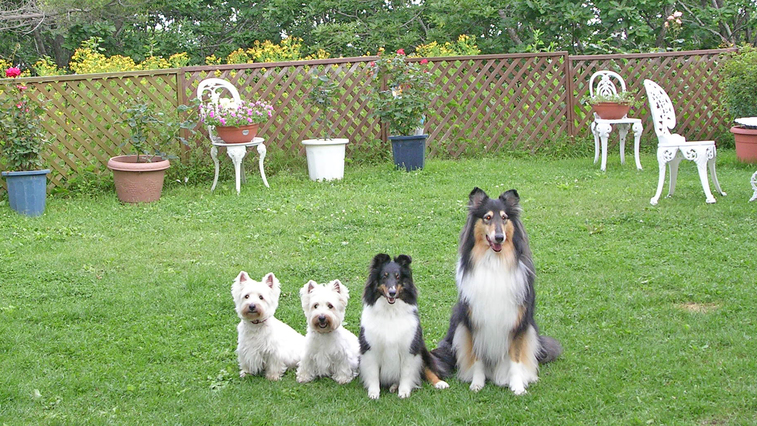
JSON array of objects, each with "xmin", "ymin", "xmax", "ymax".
[
  {"xmin": 359, "ymin": 297, "xmax": 430, "ymax": 399},
  {"xmin": 231, "ymin": 271, "xmax": 304, "ymax": 380},
  {"xmin": 296, "ymin": 279, "xmax": 360, "ymax": 384}
]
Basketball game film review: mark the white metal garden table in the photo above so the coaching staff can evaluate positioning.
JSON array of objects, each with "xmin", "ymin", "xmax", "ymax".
[{"xmin": 210, "ymin": 137, "xmax": 269, "ymax": 195}]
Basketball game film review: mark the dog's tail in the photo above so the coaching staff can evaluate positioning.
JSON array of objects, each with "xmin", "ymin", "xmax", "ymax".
[
  {"xmin": 429, "ymin": 339, "xmax": 455, "ymax": 379},
  {"xmin": 421, "ymin": 346, "xmax": 451, "ymax": 385},
  {"xmin": 537, "ymin": 335, "xmax": 563, "ymax": 364}
]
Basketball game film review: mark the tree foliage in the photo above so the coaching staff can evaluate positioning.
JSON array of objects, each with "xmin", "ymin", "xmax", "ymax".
[{"xmin": 1, "ymin": 0, "xmax": 755, "ymax": 72}]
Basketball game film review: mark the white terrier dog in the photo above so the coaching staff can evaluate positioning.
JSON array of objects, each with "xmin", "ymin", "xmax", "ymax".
[
  {"xmin": 231, "ymin": 271, "xmax": 304, "ymax": 380},
  {"xmin": 296, "ymin": 279, "xmax": 360, "ymax": 384}
]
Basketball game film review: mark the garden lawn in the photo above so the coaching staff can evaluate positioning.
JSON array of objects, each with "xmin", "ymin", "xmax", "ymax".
[{"xmin": 1, "ymin": 151, "xmax": 756, "ymax": 425}]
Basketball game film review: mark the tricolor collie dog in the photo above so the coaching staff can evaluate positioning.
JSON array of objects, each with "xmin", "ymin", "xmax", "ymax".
[
  {"xmin": 432, "ymin": 188, "xmax": 562, "ymax": 394},
  {"xmin": 359, "ymin": 254, "xmax": 449, "ymax": 399}
]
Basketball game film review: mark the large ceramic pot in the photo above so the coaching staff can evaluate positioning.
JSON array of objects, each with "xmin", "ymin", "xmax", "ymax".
[
  {"xmin": 107, "ymin": 155, "xmax": 170, "ymax": 203},
  {"xmin": 1, "ymin": 169, "xmax": 50, "ymax": 216},
  {"xmin": 301, "ymin": 138, "xmax": 349, "ymax": 181},
  {"xmin": 389, "ymin": 134, "xmax": 427, "ymax": 171},
  {"xmin": 215, "ymin": 124, "xmax": 259, "ymax": 143},
  {"xmin": 730, "ymin": 126, "xmax": 757, "ymax": 163},
  {"xmin": 591, "ymin": 102, "xmax": 631, "ymax": 120}
]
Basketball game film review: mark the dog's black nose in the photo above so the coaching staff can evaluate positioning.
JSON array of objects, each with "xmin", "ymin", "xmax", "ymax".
[
  {"xmin": 249, "ymin": 304, "xmax": 257, "ymax": 312},
  {"xmin": 494, "ymin": 233, "xmax": 505, "ymax": 243},
  {"xmin": 388, "ymin": 288, "xmax": 397, "ymax": 297},
  {"xmin": 318, "ymin": 314, "xmax": 326, "ymax": 322}
]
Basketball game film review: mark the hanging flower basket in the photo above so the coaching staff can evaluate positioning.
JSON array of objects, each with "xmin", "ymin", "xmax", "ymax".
[{"xmin": 215, "ymin": 124, "xmax": 259, "ymax": 143}]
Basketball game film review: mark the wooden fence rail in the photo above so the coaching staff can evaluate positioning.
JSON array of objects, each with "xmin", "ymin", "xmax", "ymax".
[{"xmin": 0, "ymin": 49, "xmax": 736, "ymax": 190}]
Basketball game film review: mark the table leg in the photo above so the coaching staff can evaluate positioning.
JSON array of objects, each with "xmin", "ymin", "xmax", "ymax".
[
  {"xmin": 596, "ymin": 122, "xmax": 612, "ymax": 171},
  {"xmin": 210, "ymin": 145, "xmax": 220, "ymax": 191},
  {"xmin": 257, "ymin": 143, "xmax": 269, "ymax": 188},
  {"xmin": 617, "ymin": 124, "xmax": 629, "ymax": 165},
  {"xmin": 226, "ymin": 145, "xmax": 249, "ymax": 195}
]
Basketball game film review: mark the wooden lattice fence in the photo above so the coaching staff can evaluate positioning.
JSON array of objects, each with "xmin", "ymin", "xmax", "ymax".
[{"xmin": 0, "ymin": 48, "xmax": 736, "ymax": 190}]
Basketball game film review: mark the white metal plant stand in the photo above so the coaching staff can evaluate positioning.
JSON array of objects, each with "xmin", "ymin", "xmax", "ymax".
[
  {"xmin": 197, "ymin": 78, "xmax": 270, "ymax": 194},
  {"xmin": 643, "ymin": 79, "xmax": 726, "ymax": 205},
  {"xmin": 750, "ymin": 171, "xmax": 757, "ymax": 202},
  {"xmin": 210, "ymin": 138, "xmax": 269, "ymax": 195},
  {"xmin": 588, "ymin": 70, "xmax": 644, "ymax": 171}
]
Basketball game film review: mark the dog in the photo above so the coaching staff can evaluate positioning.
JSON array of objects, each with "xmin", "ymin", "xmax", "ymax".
[
  {"xmin": 231, "ymin": 271, "xmax": 305, "ymax": 380},
  {"xmin": 432, "ymin": 188, "xmax": 562, "ymax": 394},
  {"xmin": 359, "ymin": 253, "xmax": 449, "ymax": 399},
  {"xmin": 296, "ymin": 279, "xmax": 360, "ymax": 384}
]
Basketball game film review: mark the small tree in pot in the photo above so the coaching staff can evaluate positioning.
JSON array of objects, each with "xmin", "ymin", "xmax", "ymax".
[
  {"xmin": 107, "ymin": 99, "xmax": 197, "ymax": 203},
  {"xmin": 301, "ymin": 70, "xmax": 349, "ymax": 181}
]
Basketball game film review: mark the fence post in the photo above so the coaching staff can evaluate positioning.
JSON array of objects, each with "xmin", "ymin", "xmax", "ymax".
[{"xmin": 565, "ymin": 52, "xmax": 576, "ymax": 137}]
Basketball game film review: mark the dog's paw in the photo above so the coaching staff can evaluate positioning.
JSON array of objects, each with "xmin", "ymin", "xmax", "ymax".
[
  {"xmin": 397, "ymin": 386, "xmax": 413, "ymax": 399},
  {"xmin": 296, "ymin": 374, "xmax": 313, "ymax": 384},
  {"xmin": 333, "ymin": 374, "xmax": 353, "ymax": 385},
  {"xmin": 265, "ymin": 372, "xmax": 283, "ymax": 381},
  {"xmin": 434, "ymin": 380, "xmax": 449, "ymax": 390},
  {"xmin": 367, "ymin": 389, "xmax": 380, "ymax": 400},
  {"xmin": 469, "ymin": 381, "xmax": 484, "ymax": 392},
  {"xmin": 239, "ymin": 370, "xmax": 248, "ymax": 378},
  {"xmin": 388, "ymin": 383, "xmax": 398, "ymax": 393},
  {"xmin": 510, "ymin": 383, "xmax": 527, "ymax": 395}
]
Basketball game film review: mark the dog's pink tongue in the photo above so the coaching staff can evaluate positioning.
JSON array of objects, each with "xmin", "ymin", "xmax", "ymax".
[{"xmin": 491, "ymin": 243, "xmax": 503, "ymax": 252}]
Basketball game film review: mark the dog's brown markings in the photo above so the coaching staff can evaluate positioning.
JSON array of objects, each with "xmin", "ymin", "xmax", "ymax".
[
  {"xmin": 509, "ymin": 327, "xmax": 537, "ymax": 372},
  {"xmin": 424, "ymin": 367, "xmax": 444, "ymax": 386},
  {"xmin": 454, "ymin": 324, "xmax": 477, "ymax": 372}
]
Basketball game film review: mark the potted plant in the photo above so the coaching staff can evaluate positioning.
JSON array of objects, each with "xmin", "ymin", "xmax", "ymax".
[
  {"xmin": 722, "ymin": 45, "xmax": 757, "ymax": 163},
  {"xmin": 583, "ymin": 91, "xmax": 639, "ymax": 120},
  {"xmin": 367, "ymin": 48, "xmax": 436, "ymax": 171},
  {"xmin": 301, "ymin": 71, "xmax": 349, "ymax": 181},
  {"xmin": 0, "ymin": 66, "xmax": 50, "ymax": 216},
  {"xmin": 199, "ymin": 98, "xmax": 273, "ymax": 143},
  {"xmin": 107, "ymin": 100, "xmax": 196, "ymax": 203}
]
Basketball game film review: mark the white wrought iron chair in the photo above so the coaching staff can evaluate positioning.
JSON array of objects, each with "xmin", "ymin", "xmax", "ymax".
[
  {"xmin": 643, "ymin": 79, "xmax": 725, "ymax": 205},
  {"xmin": 589, "ymin": 70, "xmax": 644, "ymax": 171},
  {"xmin": 750, "ymin": 171, "xmax": 757, "ymax": 202},
  {"xmin": 196, "ymin": 78, "xmax": 269, "ymax": 192}
]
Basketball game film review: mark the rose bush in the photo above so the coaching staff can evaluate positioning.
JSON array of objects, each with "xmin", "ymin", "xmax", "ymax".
[{"xmin": 0, "ymin": 66, "xmax": 47, "ymax": 171}]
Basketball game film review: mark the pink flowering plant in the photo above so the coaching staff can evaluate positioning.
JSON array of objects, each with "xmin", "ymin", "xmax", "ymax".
[
  {"xmin": 199, "ymin": 99, "xmax": 274, "ymax": 127},
  {"xmin": 367, "ymin": 48, "xmax": 436, "ymax": 136},
  {"xmin": 0, "ymin": 66, "xmax": 47, "ymax": 171}
]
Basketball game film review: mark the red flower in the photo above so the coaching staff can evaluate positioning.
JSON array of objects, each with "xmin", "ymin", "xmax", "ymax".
[
  {"xmin": 397, "ymin": 49, "xmax": 405, "ymax": 55},
  {"xmin": 369, "ymin": 61, "xmax": 375, "ymax": 67},
  {"xmin": 5, "ymin": 67, "xmax": 21, "ymax": 78},
  {"xmin": 420, "ymin": 59, "xmax": 429, "ymax": 65}
]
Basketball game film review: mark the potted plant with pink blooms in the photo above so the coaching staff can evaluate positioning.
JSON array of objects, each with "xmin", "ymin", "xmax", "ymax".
[
  {"xmin": 199, "ymin": 98, "xmax": 274, "ymax": 143},
  {"xmin": 0, "ymin": 66, "xmax": 50, "ymax": 216}
]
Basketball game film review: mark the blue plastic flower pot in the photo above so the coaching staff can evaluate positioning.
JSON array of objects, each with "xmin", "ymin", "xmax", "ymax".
[
  {"xmin": 389, "ymin": 134, "xmax": 427, "ymax": 171},
  {"xmin": 2, "ymin": 169, "xmax": 50, "ymax": 216}
]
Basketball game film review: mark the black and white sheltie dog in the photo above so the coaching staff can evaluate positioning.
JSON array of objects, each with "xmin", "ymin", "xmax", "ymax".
[
  {"xmin": 359, "ymin": 253, "xmax": 449, "ymax": 399},
  {"xmin": 433, "ymin": 187, "xmax": 562, "ymax": 395}
]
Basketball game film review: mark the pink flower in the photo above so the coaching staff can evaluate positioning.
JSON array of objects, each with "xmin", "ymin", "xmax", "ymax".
[
  {"xmin": 397, "ymin": 49, "xmax": 405, "ymax": 55},
  {"xmin": 420, "ymin": 59, "xmax": 428, "ymax": 65},
  {"xmin": 5, "ymin": 67, "xmax": 21, "ymax": 78},
  {"xmin": 369, "ymin": 61, "xmax": 375, "ymax": 67}
]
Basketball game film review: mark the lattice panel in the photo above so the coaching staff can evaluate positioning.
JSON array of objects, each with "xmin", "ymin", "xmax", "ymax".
[{"xmin": 0, "ymin": 50, "xmax": 735, "ymax": 190}]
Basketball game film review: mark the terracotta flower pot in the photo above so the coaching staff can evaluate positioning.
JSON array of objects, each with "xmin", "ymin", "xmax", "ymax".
[
  {"xmin": 591, "ymin": 102, "xmax": 631, "ymax": 120},
  {"xmin": 215, "ymin": 124, "xmax": 259, "ymax": 143},
  {"xmin": 107, "ymin": 155, "xmax": 170, "ymax": 203},
  {"xmin": 730, "ymin": 126, "xmax": 757, "ymax": 163}
]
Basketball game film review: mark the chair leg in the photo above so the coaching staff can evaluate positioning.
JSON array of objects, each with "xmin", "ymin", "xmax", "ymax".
[
  {"xmin": 596, "ymin": 122, "xmax": 612, "ymax": 171},
  {"xmin": 667, "ymin": 154, "xmax": 682, "ymax": 198},
  {"xmin": 210, "ymin": 145, "xmax": 220, "ymax": 192},
  {"xmin": 707, "ymin": 157, "xmax": 726, "ymax": 197},
  {"xmin": 651, "ymin": 148, "xmax": 669, "ymax": 205},
  {"xmin": 691, "ymin": 152, "xmax": 717, "ymax": 203}
]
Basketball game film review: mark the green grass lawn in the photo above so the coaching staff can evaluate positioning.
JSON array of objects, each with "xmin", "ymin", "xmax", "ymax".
[{"xmin": 1, "ymin": 151, "xmax": 756, "ymax": 425}]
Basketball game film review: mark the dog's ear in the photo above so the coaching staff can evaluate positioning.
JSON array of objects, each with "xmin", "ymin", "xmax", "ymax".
[
  {"xmin": 330, "ymin": 279, "xmax": 348, "ymax": 299},
  {"xmin": 263, "ymin": 272, "xmax": 279, "ymax": 289},
  {"xmin": 500, "ymin": 189, "xmax": 521, "ymax": 215},
  {"xmin": 370, "ymin": 253, "xmax": 391, "ymax": 271},
  {"xmin": 231, "ymin": 271, "xmax": 248, "ymax": 296},
  {"xmin": 300, "ymin": 280, "xmax": 316, "ymax": 301},
  {"xmin": 469, "ymin": 187, "xmax": 488, "ymax": 208},
  {"xmin": 394, "ymin": 254, "xmax": 412, "ymax": 266},
  {"xmin": 237, "ymin": 271, "xmax": 249, "ymax": 283}
]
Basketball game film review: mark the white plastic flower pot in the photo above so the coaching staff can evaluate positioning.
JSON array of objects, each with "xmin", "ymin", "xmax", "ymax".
[{"xmin": 301, "ymin": 138, "xmax": 349, "ymax": 181}]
